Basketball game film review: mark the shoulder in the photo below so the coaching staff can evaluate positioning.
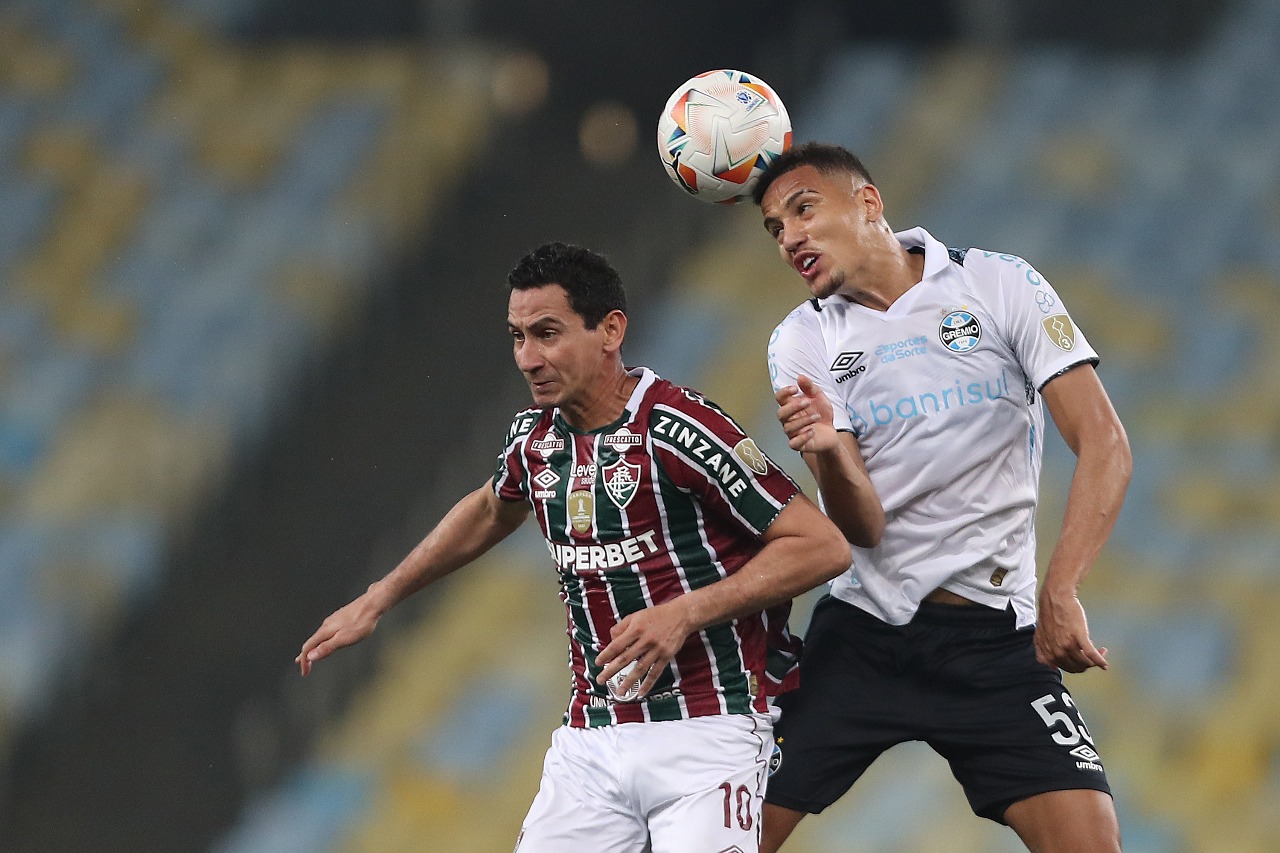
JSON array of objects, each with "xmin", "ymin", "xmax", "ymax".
[
  {"xmin": 502, "ymin": 406, "xmax": 546, "ymax": 445},
  {"xmin": 778, "ymin": 296, "xmax": 837, "ymax": 324},
  {"xmin": 648, "ymin": 378, "xmax": 728, "ymax": 424},
  {"xmin": 956, "ymin": 247, "xmax": 1047, "ymax": 284},
  {"xmin": 771, "ymin": 297, "xmax": 837, "ymax": 347}
]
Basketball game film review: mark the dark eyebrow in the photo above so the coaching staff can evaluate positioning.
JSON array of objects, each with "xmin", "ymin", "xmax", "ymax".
[
  {"xmin": 782, "ymin": 187, "xmax": 814, "ymax": 209},
  {"xmin": 509, "ymin": 315, "xmax": 565, "ymax": 332},
  {"xmin": 762, "ymin": 187, "xmax": 817, "ymax": 232}
]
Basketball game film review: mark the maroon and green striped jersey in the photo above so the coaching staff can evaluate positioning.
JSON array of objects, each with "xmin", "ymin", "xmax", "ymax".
[{"xmin": 493, "ymin": 367, "xmax": 804, "ymax": 728}]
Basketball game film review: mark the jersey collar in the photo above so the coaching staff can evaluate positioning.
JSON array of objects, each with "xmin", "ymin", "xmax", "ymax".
[
  {"xmin": 894, "ymin": 227, "xmax": 951, "ymax": 280},
  {"xmin": 551, "ymin": 366, "xmax": 659, "ymax": 435}
]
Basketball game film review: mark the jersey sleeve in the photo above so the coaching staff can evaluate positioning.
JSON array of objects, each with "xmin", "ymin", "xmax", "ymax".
[
  {"xmin": 650, "ymin": 390, "xmax": 800, "ymax": 537},
  {"xmin": 492, "ymin": 408, "xmax": 540, "ymax": 503},
  {"xmin": 767, "ymin": 302, "xmax": 855, "ymax": 433},
  {"xmin": 980, "ymin": 253, "xmax": 1100, "ymax": 390}
]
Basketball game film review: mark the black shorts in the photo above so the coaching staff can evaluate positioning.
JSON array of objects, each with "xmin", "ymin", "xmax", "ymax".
[{"xmin": 767, "ymin": 595, "xmax": 1112, "ymax": 824}]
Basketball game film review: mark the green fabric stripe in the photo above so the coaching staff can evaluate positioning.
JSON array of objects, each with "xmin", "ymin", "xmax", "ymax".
[
  {"xmin": 653, "ymin": 458, "xmax": 747, "ymax": 704},
  {"xmin": 561, "ymin": 573, "xmax": 613, "ymax": 727},
  {"xmin": 706, "ymin": 622, "xmax": 753, "ymax": 714}
]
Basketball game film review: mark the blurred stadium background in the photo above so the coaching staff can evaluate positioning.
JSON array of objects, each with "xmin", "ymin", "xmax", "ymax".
[{"xmin": 1, "ymin": 0, "xmax": 1277, "ymax": 850}]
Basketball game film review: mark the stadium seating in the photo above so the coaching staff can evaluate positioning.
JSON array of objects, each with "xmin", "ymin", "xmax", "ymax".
[
  {"xmin": 0, "ymin": 0, "xmax": 492, "ymax": 758},
  {"xmin": 5, "ymin": 0, "xmax": 1277, "ymax": 849}
]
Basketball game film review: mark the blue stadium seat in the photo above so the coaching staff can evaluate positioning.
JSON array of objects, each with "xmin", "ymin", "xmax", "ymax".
[
  {"xmin": 0, "ymin": 173, "xmax": 60, "ymax": 278},
  {"xmin": 209, "ymin": 766, "xmax": 373, "ymax": 853}
]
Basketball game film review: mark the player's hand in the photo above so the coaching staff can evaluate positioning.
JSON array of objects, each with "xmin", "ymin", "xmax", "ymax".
[
  {"xmin": 1034, "ymin": 588, "xmax": 1108, "ymax": 673},
  {"xmin": 296, "ymin": 593, "xmax": 383, "ymax": 676},
  {"xmin": 595, "ymin": 599, "xmax": 694, "ymax": 699},
  {"xmin": 775, "ymin": 375, "xmax": 839, "ymax": 453}
]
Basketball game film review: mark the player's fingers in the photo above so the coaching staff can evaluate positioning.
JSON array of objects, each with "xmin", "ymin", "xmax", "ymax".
[
  {"xmin": 636, "ymin": 661, "xmax": 664, "ymax": 698},
  {"xmin": 305, "ymin": 638, "xmax": 338, "ymax": 665},
  {"xmin": 797, "ymin": 375, "xmax": 817, "ymax": 396},
  {"xmin": 613, "ymin": 659, "xmax": 648, "ymax": 697},
  {"xmin": 1051, "ymin": 640, "xmax": 1102, "ymax": 673},
  {"xmin": 595, "ymin": 634, "xmax": 636, "ymax": 681},
  {"xmin": 774, "ymin": 385, "xmax": 799, "ymax": 405},
  {"xmin": 789, "ymin": 428, "xmax": 813, "ymax": 451},
  {"xmin": 297, "ymin": 630, "xmax": 328, "ymax": 668},
  {"xmin": 1078, "ymin": 641, "xmax": 1109, "ymax": 671},
  {"xmin": 776, "ymin": 397, "xmax": 809, "ymax": 424}
]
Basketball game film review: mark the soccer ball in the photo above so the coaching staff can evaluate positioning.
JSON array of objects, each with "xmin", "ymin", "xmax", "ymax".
[{"xmin": 657, "ymin": 69, "xmax": 792, "ymax": 205}]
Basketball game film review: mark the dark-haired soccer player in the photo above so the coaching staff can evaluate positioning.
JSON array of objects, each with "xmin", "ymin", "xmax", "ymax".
[
  {"xmin": 753, "ymin": 143, "xmax": 1131, "ymax": 853},
  {"xmin": 297, "ymin": 241, "xmax": 850, "ymax": 852}
]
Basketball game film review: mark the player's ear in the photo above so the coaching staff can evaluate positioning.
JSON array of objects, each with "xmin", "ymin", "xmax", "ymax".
[
  {"xmin": 859, "ymin": 183, "xmax": 885, "ymax": 223},
  {"xmin": 600, "ymin": 309, "xmax": 627, "ymax": 353}
]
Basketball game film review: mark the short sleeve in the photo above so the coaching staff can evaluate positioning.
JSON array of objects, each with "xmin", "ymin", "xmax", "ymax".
[
  {"xmin": 650, "ymin": 390, "xmax": 800, "ymax": 537},
  {"xmin": 492, "ymin": 408, "xmax": 540, "ymax": 503},
  {"xmin": 982, "ymin": 255, "xmax": 1100, "ymax": 390}
]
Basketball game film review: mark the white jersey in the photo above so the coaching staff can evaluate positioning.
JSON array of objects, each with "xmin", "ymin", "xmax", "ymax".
[{"xmin": 768, "ymin": 227, "xmax": 1098, "ymax": 628}]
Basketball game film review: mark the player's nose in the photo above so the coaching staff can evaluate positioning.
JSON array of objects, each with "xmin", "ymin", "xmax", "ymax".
[
  {"xmin": 514, "ymin": 341, "xmax": 542, "ymax": 373},
  {"xmin": 781, "ymin": 223, "xmax": 807, "ymax": 253}
]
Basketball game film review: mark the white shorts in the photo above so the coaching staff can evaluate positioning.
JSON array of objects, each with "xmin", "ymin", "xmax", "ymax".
[{"xmin": 515, "ymin": 713, "xmax": 773, "ymax": 853}]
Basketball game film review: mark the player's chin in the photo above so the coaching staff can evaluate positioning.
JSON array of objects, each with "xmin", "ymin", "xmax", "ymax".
[
  {"xmin": 527, "ymin": 383, "xmax": 560, "ymax": 407},
  {"xmin": 806, "ymin": 273, "xmax": 841, "ymax": 300}
]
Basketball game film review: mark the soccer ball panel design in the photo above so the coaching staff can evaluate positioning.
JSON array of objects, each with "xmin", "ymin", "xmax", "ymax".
[{"xmin": 657, "ymin": 69, "xmax": 792, "ymax": 205}]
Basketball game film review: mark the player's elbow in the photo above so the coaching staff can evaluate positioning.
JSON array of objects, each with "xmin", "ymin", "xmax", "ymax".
[{"xmin": 812, "ymin": 526, "xmax": 853, "ymax": 583}]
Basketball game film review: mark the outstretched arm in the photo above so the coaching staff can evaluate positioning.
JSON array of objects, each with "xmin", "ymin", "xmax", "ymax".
[
  {"xmin": 775, "ymin": 375, "xmax": 885, "ymax": 547},
  {"xmin": 297, "ymin": 480, "xmax": 529, "ymax": 675},
  {"xmin": 1037, "ymin": 365, "xmax": 1131, "ymax": 673},
  {"xmin": 595, "ymin": 494, "xmax": 850, "ymax": 697}
]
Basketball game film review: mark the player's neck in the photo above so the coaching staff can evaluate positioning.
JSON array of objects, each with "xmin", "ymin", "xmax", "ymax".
[
  {"xmin": 560, "ymin": 366, "xmax": 638, "ymax": 432},
  {"xmin": 842, "ymin": 243, "xmax": 926, "ymax": 311}
]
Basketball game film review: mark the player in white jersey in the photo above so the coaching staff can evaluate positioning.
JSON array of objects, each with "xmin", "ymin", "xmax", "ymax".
[
  {"xmin": 751, "ymin": 144, "xmax": 1132, "ymax": 853},
  {"xmin": 296, "ymin": 242, "xmax": 851, "ymax": 852}
]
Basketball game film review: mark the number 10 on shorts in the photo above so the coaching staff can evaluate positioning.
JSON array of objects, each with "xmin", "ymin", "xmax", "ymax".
[{"xmin": 719, "ymin": 781, "xmax": 755, "ymax": 831}]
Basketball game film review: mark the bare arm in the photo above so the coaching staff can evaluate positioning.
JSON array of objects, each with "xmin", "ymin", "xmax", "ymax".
[
  {"xmin": 595, "ymin": 494, "xmax": 850, "ymax": 697},
  {"xmin": 775, "ymin": 375, "xmax": 885, "ymax": 547},
  {"xmin": 1036, "ymin": 365, "xmax": 1132, "ymax": 673},
  {"xmin": 297, "ymin": 480, "xmax": 529, "ymax": 674}
]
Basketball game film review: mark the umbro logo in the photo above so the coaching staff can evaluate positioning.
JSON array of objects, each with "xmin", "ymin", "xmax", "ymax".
[
  {"xmin": 533, "ymin": 469, "xmax": 560, "ymax": 489},
  {"xmin": 829, "ymin": 351, "xmax": 866, "ymax": 384}
]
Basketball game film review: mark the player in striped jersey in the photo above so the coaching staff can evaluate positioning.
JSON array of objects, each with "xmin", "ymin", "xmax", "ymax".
[{"xmin": 297, "ymin": 242, "xmax": 850, "ymax": 852}]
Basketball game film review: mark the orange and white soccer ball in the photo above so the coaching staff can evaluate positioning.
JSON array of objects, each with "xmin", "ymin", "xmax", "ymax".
[{"xmin": 657, "ymin": 69, "xmax": 792, "ymax": 205}]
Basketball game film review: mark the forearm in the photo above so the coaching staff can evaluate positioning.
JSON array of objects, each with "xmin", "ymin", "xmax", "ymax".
[
  {"xmin": 680, "ymin": 512, "xmax": 849, "ymax": 632},
  {"xmin": 368, "ymin": 485, "xmax": 524, "ymax": 613},
  {"xmin": 805, "ymin": 440, "xmax": 884, "ymax": 548},
  {"xmin": 1042, "ymin": 426, "xmax": 1132, "ymax": 597}
]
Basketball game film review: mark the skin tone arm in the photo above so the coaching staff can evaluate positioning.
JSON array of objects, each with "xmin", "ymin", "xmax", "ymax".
[
  {"xmin": 1037, "ymin": 364, "xmax": 1131, "ymax": 673},
  {"xmin": 774, "ymin": 375, "xmax": 885, "ymax": 548},
  {"xmin": 297, "ymin": 480, "xmax": 530, "ymax": 675},
  {"xmin": 595, "ymin": 494, "xmax": 851, "ymax": 697}
]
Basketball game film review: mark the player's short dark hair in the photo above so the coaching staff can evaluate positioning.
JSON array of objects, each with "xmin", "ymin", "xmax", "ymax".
[
  {"xmin": 751, "ymin": 142, "xmax": 876, "ymax": 206},
  {"xmin": 507, "ymin": 242, "xmax": 627, "ymax": 329}
]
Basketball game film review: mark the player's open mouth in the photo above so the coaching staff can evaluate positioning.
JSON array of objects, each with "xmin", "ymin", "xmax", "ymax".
[{"xmin": 795, "ymin": 252, "xmax": 820, "ymax": 279}]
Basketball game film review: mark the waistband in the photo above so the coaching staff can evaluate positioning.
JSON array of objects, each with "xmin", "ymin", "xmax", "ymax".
[{"xmin": 911, "ymin": 598, "xmax": 1018, "ymax": 628}]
